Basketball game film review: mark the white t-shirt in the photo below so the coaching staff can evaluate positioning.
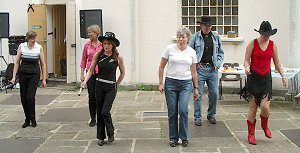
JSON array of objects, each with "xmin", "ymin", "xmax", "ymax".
[{"xmin": 162, "ymin": 43, "xmax": 197, "ymax": 80}]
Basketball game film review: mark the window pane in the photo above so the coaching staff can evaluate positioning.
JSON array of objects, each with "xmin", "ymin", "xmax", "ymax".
[
  {"xmin": 196, "ymin": 17, "xmax": 201, "ymax": 23},
  {"xmin": 182, "ymin": 0, "xmax": 188, "ymax": 6},
  {"xmin": 189, "ymin": 7, "xmax": 195, "ymax": 16},
  {"xmin": 212, "ymin": 26, "xmax": 216, "ymax": 31},
  {"xmin": 218, "ymin": 7, "xmax": 223, "ymax": 15},
  {"xmin": 196, "ymin": 0, "xmax": 202, "ymax": 6},
  {"xmin": 224, "ymin": 26, "xmax": 231, "ymax": 35},
  {"xmin": 182, "ymin": 17, "xmax": 188, "ymax": 25},
  {"xmin": 210, "ymin": 0, "xmax": 216, "ymax": 6},
  {"xmin": 189, "ymin": 17, "xmax": 195, "ymax": 25},
  {"xmin": 189, "ymin": 0, "xmax": 195, "ymax": 6},
  {"xmin": 196, "ymin": 7, "xmax": 202, "ymax": 16},
  {"xmin": 182, "ymin": 7, "xmax": 188, "ymax": 16},
  {"xmin": 232, "ymin": 16, "xmax": 238, "ymax": 25},
  {"xmin": 224, "ymin": 16, "xmax": 231, "ymax": 25},
  {"xmin": 232, "ymin": 26, "xmax": 238, "ymax": 34},
  {"xmin": 210, "ymin": 7, "xmax": 216, "ymax": 15},
  {"xmin": 212, "ymin": 17, "xmax": 217, "ymax": 25},
  {"xmin": 232, "ymin": 7, "xmax": 238, "ymax": 15},
  {"xmin": 224, "ymin": 7, "xmax": 231, "ymax": 15},
  {"xmin": 218, "ymin": 16, "xmax": 223, "ymax": 25},
  {"xmin": 217, "ymin": 26, "xmax": 223, "ymax": 35},
  {"xmin": 203, "ymin": 7, "xmax": 209, "ymax": 15},
  {"xmin": 189, "ymin": 26, "xmax": 195, "ymax": 34},
  {"xmin": 232, "ymin": 0, "xmax": 238, "ymax": 5},
  {"xmin": 203, "ymin": 0, "xmax": 209, "ymax": 6},
  {"xmin": 218, "ymin": 0, "xmax": 223, "ymax": 6},
  {"xmin": 224, "ymin": 0, "xmax": 231, "ymax": 5}
]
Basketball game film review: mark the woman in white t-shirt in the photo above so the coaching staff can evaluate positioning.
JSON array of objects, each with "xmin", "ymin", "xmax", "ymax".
[{"xmin": 158, "ymin": 26, "xmax": 199, "ymax": 147}]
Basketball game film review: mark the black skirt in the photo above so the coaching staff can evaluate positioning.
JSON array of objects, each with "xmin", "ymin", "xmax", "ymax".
[{"xmin": 241, "ymin": 69, "xmax": 272, "ymax": 106}]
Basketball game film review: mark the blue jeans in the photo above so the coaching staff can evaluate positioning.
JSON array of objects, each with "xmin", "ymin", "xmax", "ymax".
[
  {"xmin": 194, "ymin": 65, "xmax": 218, "ymax": 120},
  {"xmin": 164, "ymin": 77, "xmax": 192, "ymax": 142}
]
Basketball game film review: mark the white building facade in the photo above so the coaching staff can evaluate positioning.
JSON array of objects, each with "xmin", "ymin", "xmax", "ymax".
[{"xmin": 0, "ymin": 0, "xmax": 297, "ymax": 85}]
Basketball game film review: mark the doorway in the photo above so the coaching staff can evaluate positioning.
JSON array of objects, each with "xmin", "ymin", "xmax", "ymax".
[{"xmin": 52, "ymin": 5, "xmax": 66, "ymax": 77}]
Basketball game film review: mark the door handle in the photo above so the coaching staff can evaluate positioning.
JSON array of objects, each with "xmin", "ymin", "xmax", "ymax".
[{"xmin": 71, "ymin": 44, "xmax": 76, "ymax": 47}]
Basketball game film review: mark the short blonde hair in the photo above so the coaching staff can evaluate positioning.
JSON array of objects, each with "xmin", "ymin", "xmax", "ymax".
[
  {"xmin": 177, "ymin": 26, "xmax": 192, "ymax": 40},
  {"xmin": 87, "ymin": 24, "xmax": 101, "ymax": 36},
  {"xmin": 25, "ymin": 30, "xmax": 37, "ymax": 41}
]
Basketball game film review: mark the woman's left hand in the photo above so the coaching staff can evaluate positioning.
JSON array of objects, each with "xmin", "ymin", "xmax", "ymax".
[
  {"xmin": 194, "ymin": 89, "xmax": 199, "ymax": 100},
  {"xmin": 42, "ymin": 79, "xmax": 47, "ymax": 88},
  {"xmin": 282, "ymin": 77, "xmax": 288, "ymax": 87}
]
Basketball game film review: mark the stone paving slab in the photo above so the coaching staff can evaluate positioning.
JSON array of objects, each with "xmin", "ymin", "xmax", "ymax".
[
  {"xmin": 0, "ymin": 94, "xmax": 59, "ymax": 105},
  {"xmin": 161, "ymin": 121, "xmax": 232, "ymax": 138},
  {"xmin": 38, "ymin": 108, "xmax": 89, "ymax": 122},
  {"xmin": 134, "ymin": 139, "xmax": 180, "ymax": 153},
  {"xmin": 281, "ymin": 129, "xmax": 300, "ymax": 148},
  {"xmin": 0, "ymin": 138, "xmax": 45, "ymax": 153},
  {"xmin": 86, "ymin": 139, "xmax": 133, "ymax": 153}
]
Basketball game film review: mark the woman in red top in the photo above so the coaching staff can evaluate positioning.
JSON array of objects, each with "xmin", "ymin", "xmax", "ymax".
[
  {"xmin": 243, "ymin": 21, "xmax": 288, "ymax": 145},
  {"xmin": 80, "ymin": 24, "xmax": 103, "ymax": 127}
]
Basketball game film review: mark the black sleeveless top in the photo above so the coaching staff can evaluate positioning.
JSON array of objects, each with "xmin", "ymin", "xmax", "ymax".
[{"xmin": 97, "ymin": 53, "xmax": 118, "ymax": 82}]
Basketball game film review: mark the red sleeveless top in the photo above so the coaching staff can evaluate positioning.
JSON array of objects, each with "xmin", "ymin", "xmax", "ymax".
[{"xmin": 250, "ymin": 39, "xmax": 273, "ymax": 75}]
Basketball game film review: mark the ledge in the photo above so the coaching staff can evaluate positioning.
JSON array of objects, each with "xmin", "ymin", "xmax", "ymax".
[{"xmin": 220, "ymin": 36, "xmax": 244, "ymax": 44}]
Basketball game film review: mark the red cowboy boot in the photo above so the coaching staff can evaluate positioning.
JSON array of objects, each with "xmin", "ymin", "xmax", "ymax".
[
  {"xmin": 260, "ymin": 114, "xmax": 272, "ymax": 138},
  {"xmin": 247, "ymin": 119, "xmax": 257, "ymax": 145}
]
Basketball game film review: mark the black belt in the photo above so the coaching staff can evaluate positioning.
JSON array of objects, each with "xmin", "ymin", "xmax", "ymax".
[{"xmin": 199, "ymin": 62, "xmax": 213, "ymax": 66}]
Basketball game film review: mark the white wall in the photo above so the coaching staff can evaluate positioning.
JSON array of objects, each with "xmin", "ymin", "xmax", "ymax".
[{"xmin": 1, "ymin": 0, "xmax": 291, "ymax": 85}]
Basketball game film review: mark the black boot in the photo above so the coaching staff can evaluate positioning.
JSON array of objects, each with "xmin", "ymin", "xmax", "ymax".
[
  {"xmin": 98, "ymin": 139, "xmax": 105, "ymax": 146},
  {"xmin": 31, "ymin": 120, "xmax": 37, "ymax": 127},
  {"xmin": 104, "ymin": 116, "xmax": 114, "ymax": 142},
  {"xmin": 22, "ymin": 119, "xmax": 30, "ymax": 128}
]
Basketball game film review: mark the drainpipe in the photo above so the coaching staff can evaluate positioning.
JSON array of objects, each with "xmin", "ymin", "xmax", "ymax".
[
  {"xmin": 289, "ymin": 0, "xmax": 300, "ymax": 68},
  {"xmin": 132, "ymin": 0, "xmax": 140, "ymax": 84}
]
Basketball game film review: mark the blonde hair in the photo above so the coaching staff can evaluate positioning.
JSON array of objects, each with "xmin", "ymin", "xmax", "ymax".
[
  {"xmin": 87, "ymin": 24, "xmax": 101, "ymax": 36},
  {"xmin": 25, "ymin": 30, "xmax": 37, "ymax": 41}
]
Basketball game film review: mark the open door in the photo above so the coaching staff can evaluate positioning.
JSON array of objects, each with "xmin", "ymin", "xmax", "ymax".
[
  {"xmin": 28, "ymin": 4, "xmax": 47, "ymax": 77},
  {"xmin": 66, "ymin": 2, "xmax": 76, "ymax": 83},
  {"xmin": 52, "ymin": 5, "xmax": 66, "ymax": 77}
]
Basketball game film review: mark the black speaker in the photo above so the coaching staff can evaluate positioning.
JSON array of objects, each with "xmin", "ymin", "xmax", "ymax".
[
  {"xmin": 8, "ymin": 36, "xmax": 25, "ymax": 55},
  {"xmin": 80, "ymin": 9, "xmax": 103, "ymax": 38},
  {"xmin": 0, "ymin": 13, "xmax": 9, "ymax": 38}
]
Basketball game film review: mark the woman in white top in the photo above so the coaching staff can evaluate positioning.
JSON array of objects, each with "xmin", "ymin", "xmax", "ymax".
[
  {"xmin": 158, "ymin": 26, "xmax": 199, "ymax": 147},
  {"xmin": 11, "ymin": 30, "xmax": 47, "ymax": 128}
]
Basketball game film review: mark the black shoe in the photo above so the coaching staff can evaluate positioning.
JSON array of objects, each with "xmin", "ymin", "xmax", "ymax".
[
  {"xmin": 169, "ymin": 140, "xmax": 177, "ymax": 147},
  {"xmin": 98, "ymin": 139, "xmax": 105, "ymax": 146},
  {"xmin": 182, "ymin": 140, "xmax": 189, "ymax": 147},
  {"xmin": 195, "ymin": 119, "xmax": 202, "ymax": 126},
  {"xmin": 108, "ymin": 135, "xmax": 114, "ymax": 142},
  {"xmin": 22, "ymin": 121, "xmax": 30, "ymax": 128},
  {"xmin": 208, "ymin": 117, "xmax": 217, "ymax": 124},
  {"xmin": 89, "ymin": 121, "xmax": 96, "ymax": 127},
  {"xmin": 31, "ymin": 120, "xmax": 37, "ymax": 127}
]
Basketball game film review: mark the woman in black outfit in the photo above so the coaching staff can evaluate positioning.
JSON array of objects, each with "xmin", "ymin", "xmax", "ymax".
[
  {"xmin": 81, "ymin": 32, "xmax": 125, "ymax": 146},
  {"xmin": 11, "ymin": 30, "xmax": 47, "ymax": 128}
]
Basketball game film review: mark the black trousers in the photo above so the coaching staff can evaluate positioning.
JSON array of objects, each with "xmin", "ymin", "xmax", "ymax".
[
  {"xmin": 19, "ymin": 73, "xmax": 40, "ymax": 121},
  {"xmin": 95, "ymin": 82, "xmax": 117, "ymax": 140},
  {"xmin": 87, "ymin": 74, "xmax": 96, "ymax": 121}
]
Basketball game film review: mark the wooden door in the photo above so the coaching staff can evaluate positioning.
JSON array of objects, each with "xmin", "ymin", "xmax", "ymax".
[
  {"xmin": 52, "ymin": 5, "xmax": 66, "ymax": 77},
  {"xmin": 28, "ymin": 4, "xmax": 47, "ymax": 77},
  {"xmin": 66, "ymin": 2, "xmax": 76, "ymax": 83}
]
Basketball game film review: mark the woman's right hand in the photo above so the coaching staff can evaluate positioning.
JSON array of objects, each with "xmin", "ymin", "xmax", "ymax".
[
  {"xmin": 80, "ymin": 74, "xmax": 85, "ymax": 82},
  {"xmin": 81, "ymin": 81, "xmax": 86, "ymax": 89},
  {"xmin": 159, "ymin": 84, "xmax": 164, "ymax": 93},
  {"xmin": 10, "ymin": 77, "xmax": 16, "ymax": 84}
]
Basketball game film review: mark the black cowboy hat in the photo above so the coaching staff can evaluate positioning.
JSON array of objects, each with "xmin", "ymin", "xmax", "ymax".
[
  {"xmin": 98, "ymin": 32, "xmax": 120, "ymax": 47},
  {"xmin": 254, "ymin": 21, "xmax": 277, "ymax": 36},
  {"xmin": 196, "ymin": 16, "xmax": 212, "ymax": 25}
]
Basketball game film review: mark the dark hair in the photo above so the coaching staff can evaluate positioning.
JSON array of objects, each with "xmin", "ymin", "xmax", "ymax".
[{"xmin": 101, "ymin": 39, "xmax": 119, "ymax": 64}]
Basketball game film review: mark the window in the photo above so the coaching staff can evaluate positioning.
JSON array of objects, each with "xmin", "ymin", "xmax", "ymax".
[{"xmin": 181, "ymin": 0, "xmax": 238, "ymax": 35}]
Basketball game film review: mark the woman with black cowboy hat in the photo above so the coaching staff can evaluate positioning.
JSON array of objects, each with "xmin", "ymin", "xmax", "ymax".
[
  {"xmin": 81, "ymin": 31, "xmax": 125, "ymax": 146},
  {"xmin": 243, "ymin": 21, "xmax": 287, "ymax": 145}
]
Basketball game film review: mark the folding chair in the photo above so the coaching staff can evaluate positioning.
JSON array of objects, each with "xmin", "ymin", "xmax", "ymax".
[{"xmin": 0, "ymin": 63, "xmax": 16, "ymax": 93}]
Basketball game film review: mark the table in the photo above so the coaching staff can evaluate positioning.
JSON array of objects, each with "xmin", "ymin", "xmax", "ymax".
[{"xmin": 219, "ymin": 66, "xmax": 300, "ymax": 108}]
